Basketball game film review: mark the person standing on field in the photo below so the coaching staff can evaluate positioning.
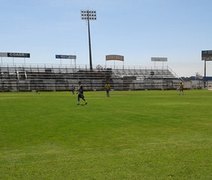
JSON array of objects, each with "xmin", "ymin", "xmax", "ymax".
[
  {"xmin": 105, "ymin": 81, "xmax": 111, "ymax": 97},
  {"xmin": 77, "ymin": 81, "xmax": 87, "ymax": 105},
  {"xmin": 179, "ymin": 81, "xmax": 184, "ymax": 95},
  {"xmin": 70, "ymin": 85, "xmax": 75, "ymax": 95}
]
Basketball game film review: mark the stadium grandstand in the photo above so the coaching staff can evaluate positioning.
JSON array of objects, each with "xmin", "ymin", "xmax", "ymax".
[{"xmin": 0, "ymin": 63, "xmax": 180, "ymax": 92}]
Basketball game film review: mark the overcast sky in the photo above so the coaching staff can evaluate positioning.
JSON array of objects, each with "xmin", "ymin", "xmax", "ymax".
[{"xmin": 1, "ymin": 0, "xmax": 212, "ymax": 77}]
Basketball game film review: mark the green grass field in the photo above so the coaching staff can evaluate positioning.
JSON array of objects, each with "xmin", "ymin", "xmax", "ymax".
[{"xmin": 0, "ymin": 90, "xmax": 212, "ymax": 179}]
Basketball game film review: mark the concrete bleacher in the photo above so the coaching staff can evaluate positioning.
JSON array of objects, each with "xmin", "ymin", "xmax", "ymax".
[
  {"xmin": 112, "ymin": 68, "xmax": 175, "ymax": 79},
  {"xmin": 0, "ymin": 65, "xmax": 179, "ymax": 92}
]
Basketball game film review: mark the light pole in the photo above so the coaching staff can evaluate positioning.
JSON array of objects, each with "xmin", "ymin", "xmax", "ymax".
[{"xmin": 81, "ymin": 10, "xmax": 96, "ymax": 71}]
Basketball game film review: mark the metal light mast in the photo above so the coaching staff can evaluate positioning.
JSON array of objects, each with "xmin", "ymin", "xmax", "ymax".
[{"xmin": 81, "ymin": 10, "xmax": 96, "ymax": 71}]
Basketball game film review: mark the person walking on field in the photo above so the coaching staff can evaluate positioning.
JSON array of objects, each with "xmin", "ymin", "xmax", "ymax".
[
  {"xmin": 70, "ymin": 85, "xmax": 75, "ymax": 95},
  {"xmin": 105, "ymin": 81, "xmax": 111, "ymax": 97},
  {"xmin": 179, "ymin": 81, "xmax": 184, "ymax": 95},
  {"xmin": 77, "ymin": 81, "xmax": 87, "ymax": 105}
]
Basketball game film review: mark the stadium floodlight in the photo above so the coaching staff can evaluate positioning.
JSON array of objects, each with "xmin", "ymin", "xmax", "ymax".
[{"xmin": 81, "ymin": 10, "xmax": 97, "ymax": 71}]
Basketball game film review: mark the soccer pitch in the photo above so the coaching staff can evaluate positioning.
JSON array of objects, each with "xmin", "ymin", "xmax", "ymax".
[{"xmin": 0, "ymin": 90, "xmax": 212, "ymax": 179}]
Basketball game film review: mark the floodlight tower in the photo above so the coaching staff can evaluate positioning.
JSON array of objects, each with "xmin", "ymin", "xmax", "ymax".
[{"xmin": 81, "ymin": 10, "xmax": 96, "ymax": 71}]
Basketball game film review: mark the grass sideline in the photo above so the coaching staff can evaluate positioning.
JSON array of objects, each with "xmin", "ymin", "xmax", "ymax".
[{"xmin": 0, "ymin": 90, "xmax": 212, "ymax": 179}]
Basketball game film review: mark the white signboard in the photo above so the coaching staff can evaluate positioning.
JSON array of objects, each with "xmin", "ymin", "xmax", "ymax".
[{"xmin": 0, "ymin": 53, "xmax": 8, "ymax": 57}]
